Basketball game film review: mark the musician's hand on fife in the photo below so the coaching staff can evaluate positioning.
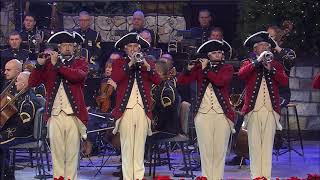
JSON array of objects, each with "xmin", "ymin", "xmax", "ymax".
[
  {"xmin": 143, "ymin": 58, "xmax": 151, "ymax": 71},
  {"xmin": 256, "ymin": 53, "xmax": 265, "ymax": 63},
  {"xmin": 50, "ymin": 51, "xmax": 59, "ymax": 65},
  {"xmin": 199, "ymin": 58, "xmax": 209, "ymax": 70},
  {"xmin": 107, "ymin": 79, "xmax": 117, "ymax": 90},
  {"xmin": 128, "ymin": 55, "xmax": 137, "ymax": 67},
  {"xmin": 263, "ymin": 61, "xmax": 272, "ymax": 70}
]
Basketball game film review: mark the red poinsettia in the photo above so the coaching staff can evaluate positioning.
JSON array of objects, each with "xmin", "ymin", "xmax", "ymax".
[
  {"xmin": 287, "ymin": 177, "xmax": 301, "ymax": 180},
  {"xmin": 253, "ymin": 177, "xmax": 268, "ymax": 180},
  {"xmin": 154, "ymin": 176, "xmax": 172, "ymax": 180},
  {"xmin": 306, "ymin": 173, "xmax": 320, "ymax": 180},
  {"xmin": 54, "ymin": 176, "xmax": 65, "ymax": 180},
  {"xmin": 196, "ymin": 176, "xmax": 208, "ymax": 180}
]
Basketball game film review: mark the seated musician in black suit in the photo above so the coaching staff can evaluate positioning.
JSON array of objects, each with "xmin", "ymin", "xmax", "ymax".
[
  {"xmin": 20, "ymin": 13, "xmax": 44, "ymax": 60},
  {"xmin": 161, "ymin": 53, "xmax": 176, "ymax": 80},
  {"xmin": 1, "ymin": 31, "xmax": 29, "ymax": 72},
  {"xmin": 2, "ymin": 59, "xmax": 22, "ymax": 94},
  {"xmin": 130, "ymin": 10, "xmax": 157, "ymax": 47},
  {"xmin": 209, "ymin": 27, "xmax": 233, "ymax": 60},
  {"xmin": 190, "ymin": 9, "xmax": 214, "ymax": 45},
  {"xmin": 150, "ymin": 60, "xmax": 183, "ymax": 139},
  {"xmin": 139, "ymin": 30, "xmax": 162, "ymax": 60},
  {"xmin": 0, "ymin": 71, "xmax": 42, "ymax": 179}
]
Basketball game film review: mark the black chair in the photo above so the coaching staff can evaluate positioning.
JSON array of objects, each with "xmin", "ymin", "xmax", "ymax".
[
  {"xmin": 147, "ymin": 97, "xmax": 194, "ymax": 178},
  {"xmin": 9, "ymin": 106, "xmax": 51, "ymax": 179}
]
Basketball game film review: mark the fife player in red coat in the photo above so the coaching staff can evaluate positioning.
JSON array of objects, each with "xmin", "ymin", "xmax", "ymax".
[
  {"xmin": 177, "ymin": 40, "xmax": 235, "ymax": 180},
  {"xmin": 111, "ymin": 33, "xmax": 161, "ymax": 180},
  {"xmin": 239, "ymin": 31, "xmax": 289, "ymax": 179},
  {"xmin": 29, "ymin": 31, "xmax": 88, "ymax": 180}
]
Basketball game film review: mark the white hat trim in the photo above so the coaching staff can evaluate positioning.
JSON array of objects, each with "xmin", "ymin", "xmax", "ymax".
[
  {"xmin": 47, "ymin": 31, "xmax": 84, "ymax": 44},
  {"xmin": 114, "ymin": 32, "xmax": 150, "ymax": 48},
  {"xmin": 196, "ymin": 39, "xmax": 224, "ymax": 53},
  {"xmin": 243, "ymin": 31, "xmax": 277, "ymax": 47}
]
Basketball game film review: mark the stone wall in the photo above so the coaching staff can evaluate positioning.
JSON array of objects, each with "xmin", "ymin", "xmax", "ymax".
[
  {"xmin": 63, "ymin": 15, "xmax": 186, "ymax": 43},
  {"xmin": 0, "ymin": 0, "xmax": 15, "ymax": 46},
  {"xmin": 287, "ymin": 66, "xmax": 320, "ymax": 130}
]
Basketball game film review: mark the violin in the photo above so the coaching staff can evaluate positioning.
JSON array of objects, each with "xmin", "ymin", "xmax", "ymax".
[
  {"xmin": 23, "ymin": 60, "xmax": 35, "ymax": 72},
  {"xmin": 96, "ymin": 78, "xmax": 114, "ymax": 113}
]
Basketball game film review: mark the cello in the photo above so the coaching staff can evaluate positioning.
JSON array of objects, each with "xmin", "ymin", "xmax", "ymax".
[{"xmin": 1, "ymin": 78, "xmax": 27, "ymax": 128}]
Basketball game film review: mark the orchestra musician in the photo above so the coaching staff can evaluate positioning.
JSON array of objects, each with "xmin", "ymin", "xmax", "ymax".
[
  {"xmin": 239, "ymin": 31, "xmax": 288, "ymax": 179},
  {"xmin": 208, "ymin": 27, "xmax": 232, "ymax": 60},
  {"xmin": 139, "ymin": 30, "xmax": 162, "ymax": 60},
  {"xmin": 151, "ymin": 60, "xmax": 182, "ymax": 138},
  {"xmin": 209, "ymin": 27, "xmax": 223, "ymax": 41},
  {"xmin": 2, "ymin": 60, "xmax": 23, "ymax": 94},
  {"xmin": 0, "ymin": 71, "xmax": 42, "ymax": 179},
  {"xmin": 75, "ymin": 11, "xmax": 102, "ymax": 68},
  {"xmin": 111, "ymin": 32, "xmax": 161, "ymax": 180},
  {"xmin": 130, "ymin": 11, "xmax": 157, "ymax": 47},
  {"xmin": 190, "ymin": 9, "xmax": 214, "ymax": 45},
  {"xmin": 29, "ymin": 31, "xmax": 88, "ymax": 180},
  {"xmin": 95, "ymin": 55, "xmax": 118, "ymax": 113},
  {"xmin": 85, "ymin": 54, "xmax": 118, "ymax": 156},
  {"xmin": 20, "ymin": 13, "xmax": 44, "ymax": 60},
  {"xmin": 161, "ymin": 53, "xmax": 177, "ymax": 81},
  {"xmin": 177, "ymin": 39, "xmax": 235, "ymax": 180},
  {"xmin": 267, "ymin": 25, "xmax": 296, "ymax": 107},
  {"xmin": 1, "ymin": 31, "xmax": 29, "ymax": 72}
]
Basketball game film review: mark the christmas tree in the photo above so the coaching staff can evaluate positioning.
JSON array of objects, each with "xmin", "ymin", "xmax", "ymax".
[{"xmin": 237, "ymin": 0, "xmax": 320, "ymax": 57}]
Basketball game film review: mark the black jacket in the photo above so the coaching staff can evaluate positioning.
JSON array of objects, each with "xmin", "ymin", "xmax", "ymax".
[
  {"xmin": 0, "ymin": 48, "xmax": 29, "ymax": 71},
  {"xmin": 152, "ymin": 79, "xmax": 182, "ymax": 135},
  {"xmin": 0, "ymin": 89, "xmax": 42, "ymax": 144}
]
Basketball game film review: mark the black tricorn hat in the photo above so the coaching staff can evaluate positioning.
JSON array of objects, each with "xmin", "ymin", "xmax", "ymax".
[
  {"xmin": 47, "ymin": 31, "xmax": 84, "ymax": 44},
  {"xmin": 222, "ymin": 39, "xmax": 232, "ymax": 60},
  {"xmin": 243, "ymin": 31, "xmax": 277, "ymax": 48},
  {"xmin": 196, "ymin": 40, "xmax": 228, "ymax": 54},
  {"xmin": 114, "ymin": 32, "xmax": 150, "ymax": 49}
]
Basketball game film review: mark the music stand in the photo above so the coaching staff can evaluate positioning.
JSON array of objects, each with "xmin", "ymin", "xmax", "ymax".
[
  {"xmin": 176, "ymin": 30, "xmax": 192, "ymax": 39},
  {"xmin": 86, "ymin": 112, "xmax": 120, "ymax": 177}
]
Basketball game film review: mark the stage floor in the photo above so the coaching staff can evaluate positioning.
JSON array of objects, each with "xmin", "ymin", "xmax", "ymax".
[{"xmin": 14, "ymin": 141, "xmax": 319, "ymax": 179}]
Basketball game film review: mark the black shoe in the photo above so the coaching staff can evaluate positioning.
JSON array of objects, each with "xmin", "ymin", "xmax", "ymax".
[
  {"xmin": 226, "ymin": 156, "xmax": 247, "ymax": 166},
  {"xmin": 112, "ymin": 171, "xmax": 120, "ymax": 177},
  {"xmin": 112, "ymin": 171, "xmax": 122, "ymax": 178},
  {"xmin": 3, "ymin": 168, "xmax": 15, "ymax": 180}
]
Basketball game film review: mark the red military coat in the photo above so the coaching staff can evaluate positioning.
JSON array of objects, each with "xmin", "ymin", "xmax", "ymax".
[
  {"xmin": 28, "ymin": 57, "xmax": 89, "ymax": 125},
  {"xmin": 177, "ymin": 63, "xmax": 235, "ymax": 122},
  {"xmin": 312, "ymin": 73, "xmax": 320, "ymax": 89},
  {"xmin": 111, "ymin": 57, "xmax": 161, "ymax": 120},
  {"xmin": 238, "ymin": 59, "xmax": 289, "ymax": 115}
]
